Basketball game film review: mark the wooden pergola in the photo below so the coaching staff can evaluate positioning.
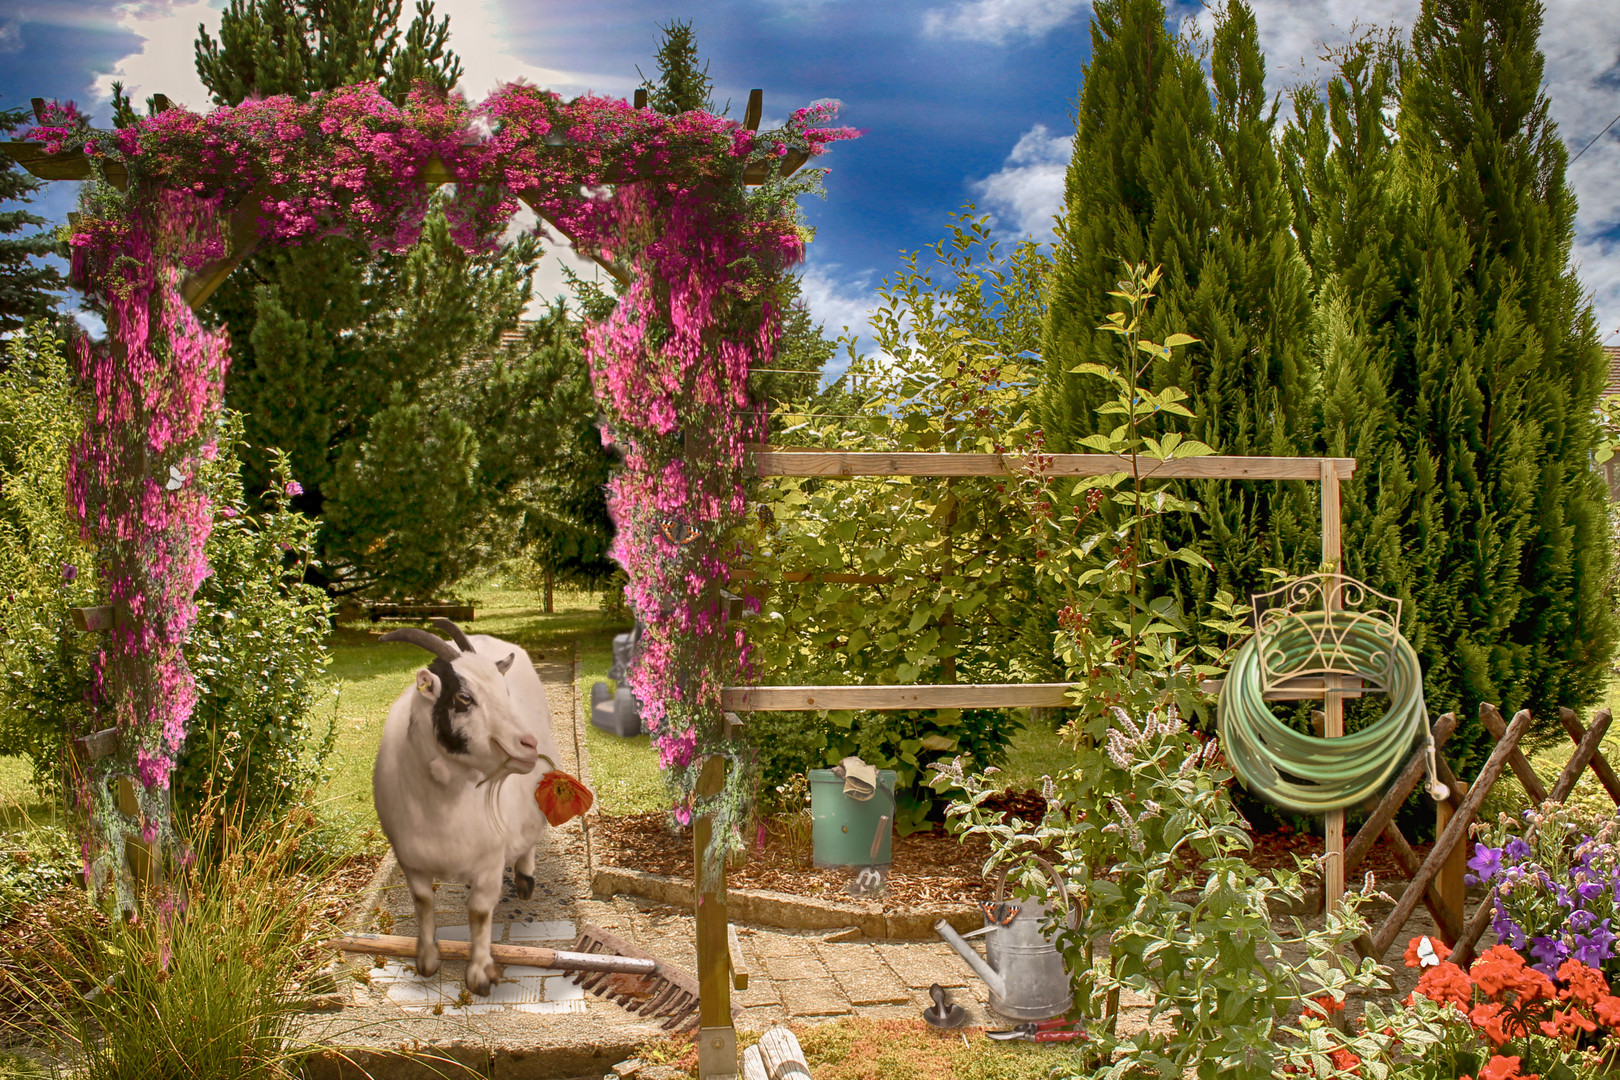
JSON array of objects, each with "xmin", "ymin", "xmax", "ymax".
[{"xmin": 9, "ymin": 94, "xmax": 1365, "ymax": 1079}]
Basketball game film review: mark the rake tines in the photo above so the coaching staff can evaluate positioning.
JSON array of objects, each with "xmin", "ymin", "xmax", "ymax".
[{"xmin": 568, "ymin": 922, "xmax": 716, "ymax": 1033}]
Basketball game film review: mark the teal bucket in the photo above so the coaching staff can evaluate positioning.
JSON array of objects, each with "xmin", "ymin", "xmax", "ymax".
[{"xmin": 809, "ymin": 768, "xmax": 897, "ymax": 868}]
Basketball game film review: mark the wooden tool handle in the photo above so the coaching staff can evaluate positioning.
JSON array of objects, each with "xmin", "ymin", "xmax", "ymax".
[{"xmin": 324, "ymin": 933, "xmax": 658, "ymax": 975}]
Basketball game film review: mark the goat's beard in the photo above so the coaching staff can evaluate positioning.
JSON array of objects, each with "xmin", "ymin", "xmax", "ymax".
[{"xmin": 479, "ymin": 765, "xmax": 513, "ymax": 839}]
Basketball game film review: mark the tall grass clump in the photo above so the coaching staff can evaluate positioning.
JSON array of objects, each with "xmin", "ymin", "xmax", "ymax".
[{"xmin": 17, "ymin": 797, "xmax": 339, "ymax": 1078}]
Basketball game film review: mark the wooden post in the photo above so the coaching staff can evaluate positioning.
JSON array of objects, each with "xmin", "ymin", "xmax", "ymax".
[
  {"xmin": 1320, "ymin": 459, "xmax": 1344, "ymax": 912},
  {"xmin": 694, "ymin": 751, "xmax": 736, "ymax": 1079},
  {"xmin": 1436, "ymin": 779, "xmax": 1469, "ymax": 938}
]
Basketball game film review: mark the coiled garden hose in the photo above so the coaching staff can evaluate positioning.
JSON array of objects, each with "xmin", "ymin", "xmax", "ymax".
[{"xmin": 1218, "ymin": 610, "xmax": 1441, "ymax": 814}]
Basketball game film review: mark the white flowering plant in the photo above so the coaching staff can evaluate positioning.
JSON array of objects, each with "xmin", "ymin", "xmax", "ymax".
[{"xmin": 933, "ymin": 705, "xmax": 1387, "ymax": 1080}]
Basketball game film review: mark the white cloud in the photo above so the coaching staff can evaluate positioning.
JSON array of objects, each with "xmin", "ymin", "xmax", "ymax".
[
  {"xmin": 90, "ymin": 0, "xmax": 219, "ymax": 111},
  {"xmin": 427, "ymin": 0, "xmax": 624, "ymax": 101},
  {"xmin": 923, "ymin": 0, "xmax": 1091, "ymax": 45},
  {"xmin": 970, "ymin": 123, "xmax": 1069, "ymax": 239},
  {"xmin": 797, "ymin": 262, "xmax": 879, "ymax": 381},
  {"xmin": 0, "ymin": 20, "xmax": 22, "ymax": 54}
]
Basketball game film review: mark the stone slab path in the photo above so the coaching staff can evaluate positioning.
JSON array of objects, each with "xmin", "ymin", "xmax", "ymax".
[{"xmin": 298, "ymin": 647, "xmax": 1468, "ymax": 1078}]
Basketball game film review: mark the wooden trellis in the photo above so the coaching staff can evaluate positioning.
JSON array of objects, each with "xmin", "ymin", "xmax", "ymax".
[{"xmin": 1335, "ymin": 702, "xmax": 1620, "ymax": 966}]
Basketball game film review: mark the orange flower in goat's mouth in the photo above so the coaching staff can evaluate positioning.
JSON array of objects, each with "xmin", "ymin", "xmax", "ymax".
[{"xmin": 534, "ymin": 755, "xmax": 594, "ymax": 825}]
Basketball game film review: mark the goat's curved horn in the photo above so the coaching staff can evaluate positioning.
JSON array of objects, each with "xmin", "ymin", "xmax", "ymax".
[
  {"xmin": 429, "ymin": 617, "xmax": 476, "ymax": 654},
  {"xmin": 379, "ymin": 627, "xmax": 460, "ymax": 663}
]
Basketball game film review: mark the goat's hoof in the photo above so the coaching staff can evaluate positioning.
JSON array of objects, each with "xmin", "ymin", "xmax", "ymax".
[
  {"xmin": 416, "ymin": 947, "xmax": 441, "ymax": 979},
  {"xmin": 466, "ymin": 960, "xmax": 499, "ymax": 996},
  {"xmin": 514, "ymin": 871, "xmax": 535, "ymax": 899}
]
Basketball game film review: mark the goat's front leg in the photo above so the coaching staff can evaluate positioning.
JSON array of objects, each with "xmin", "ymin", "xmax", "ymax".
[
  {"xmin": 464, "ymin": 870, "xmax": 502, "ymax": 996},
  {"xmin": 513, "ymin": 846, "xmax": 536, "ymax": 899},
  {"xmin": 403, "ymin": 866, "xmax": 441, "ymax": 978}
]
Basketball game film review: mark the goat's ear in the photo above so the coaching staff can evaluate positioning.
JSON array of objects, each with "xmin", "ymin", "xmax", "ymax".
[
  {"xmin": 415, "ymin": 668, "xmax": 439, "ymax": 698},
  {"xmin": 496, "ymin": 653, "xmax": 515, "ymax": 676}
]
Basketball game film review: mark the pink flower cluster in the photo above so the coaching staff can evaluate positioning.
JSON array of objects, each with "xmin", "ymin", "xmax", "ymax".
[{"xmin": 65, "ymin": 190, "xmax": 228, "ymax": 832}]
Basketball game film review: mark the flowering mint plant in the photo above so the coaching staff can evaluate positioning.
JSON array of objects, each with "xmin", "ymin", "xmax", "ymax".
[
  {"xmin": 1467, "ymin": 805, "xmax": 1620, "ymax": 979},
  {"xmin": 934, "ymin": 706, "xmax": 1386, "ymax": 1080},
  {"xmin": 25, "ymin": 84, "xmax": 856, "ymax": 885}
]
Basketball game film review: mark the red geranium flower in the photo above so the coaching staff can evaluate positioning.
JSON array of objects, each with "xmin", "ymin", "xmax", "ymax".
[
  {"xmin": 1479, "ymin": 1054, "xmax": 1537, "ymax": 1080},
  {"xmin": 1415, "ymin": 961, "xmax": 1474, "ymax": 1010},
  {"xmin": 1594, "ymin": 994, "xmax": 1620, "ymax": 1028},
  {"xmin": 1556, "ymin": 958, "xmax": 1609, "ymax": 1007},
  {"xmin": 1471, "ymin": 945, "xmax": 1555, "ymax": 1005},
  {"xmin": 1469, "ymin": 1002, "xmax": 1512, "ymax": 1048}
]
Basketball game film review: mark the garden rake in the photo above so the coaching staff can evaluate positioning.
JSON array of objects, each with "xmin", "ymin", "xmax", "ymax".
[{"xmin": 568, "ymin": 922, "xmax": 731, "ymax": 1033}]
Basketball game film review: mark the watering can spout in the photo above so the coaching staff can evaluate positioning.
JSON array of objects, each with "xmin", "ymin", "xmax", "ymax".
[{"xmin": 934, "ymin": 919, "xmax": 1005, "ymax": 1001}]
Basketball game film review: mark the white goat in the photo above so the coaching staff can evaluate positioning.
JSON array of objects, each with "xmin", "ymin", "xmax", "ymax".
[{"xmin": 372, "ymin": 619, "xmax": 562, "ymax": 995}]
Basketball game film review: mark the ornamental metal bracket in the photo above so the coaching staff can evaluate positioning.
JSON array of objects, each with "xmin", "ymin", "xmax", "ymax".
[{"xmin": 1250, "ymin": 573, "xmax": 1402, "ymax": 694}]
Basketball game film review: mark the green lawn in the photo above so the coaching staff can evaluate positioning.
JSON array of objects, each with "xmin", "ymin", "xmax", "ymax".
[{"xmin": 577, "ymin": 639, "xmax": 668, "ymax": 815}]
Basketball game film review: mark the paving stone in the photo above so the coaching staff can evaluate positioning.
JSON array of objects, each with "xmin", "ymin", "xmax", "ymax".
[
  {"xmin": 508, "ymin": 919, "xmax": 577, "ymax": 942},
  {"xmin": 732, "ymin": 978, "xmax": 782, "ymax": 1009},
  {"xmin": 831, "ymin": 967, "xmax": 912, "ymax": 1006},
  {"xmin": 738, "ymin": 1004, "xmax": 788, "ymax": 1030},
  {"xmin": 777, "ymin": 980, "xmax": 853, "ymax": 1017},
  {"xmin": 745, "ymin": 932, "xmax": 816, "ymax": 958},
  {"xmin": 815, "ymin": 942, "xmax": 877, "ymax": 973},
  {"xmin": 760, "ymin": 953, "xmax": 827, "ymax": 982},
  {"xmin": 873, "ymin": 943, "xmax": 976, "ymax": 989}
]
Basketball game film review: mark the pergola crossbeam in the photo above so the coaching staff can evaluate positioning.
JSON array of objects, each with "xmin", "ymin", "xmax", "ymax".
[{"xmin": 750, "ymin": 449, "xmax": 1356, "ymax": 480}]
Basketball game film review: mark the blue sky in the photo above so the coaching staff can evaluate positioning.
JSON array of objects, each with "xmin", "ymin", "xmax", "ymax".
[{"xmin": 3, "ymin": 0, "xmax": 1620, "ymax": 369}]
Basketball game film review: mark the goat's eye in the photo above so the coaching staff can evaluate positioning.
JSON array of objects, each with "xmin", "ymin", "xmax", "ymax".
[{"xmin": 454, "ymin": 691, "xmax": 473, "ymax": 708}]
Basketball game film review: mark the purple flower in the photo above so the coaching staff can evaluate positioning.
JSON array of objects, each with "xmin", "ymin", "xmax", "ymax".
[
  {"xmin": 1571, "ymin": 909, "xmax": 1598, "ymax": 933},
  {"xmin": 1529, "ymin": 935, "xmax": 1571, "ymax": 975},
  {"xmin": 1574, "ymin": 920, "xmax": 1616, "ymax": 968},
  {"xmin": 221, "ymin": 506, "xmax": 238, "ymax": 519},
  {"xmin": 284, "ymin": 479, "xmax": 304, "ymax": 496},
  {"xmin": 1577, "ymin": 878, "xmax": 1607, "ymax": 903},
  {"xmin": 1504, "ymin": 838, "xmax": 1531, "ymax": 862},
  {"xmin": 61, "ymin": 563, "xmax": 78, "ymax": 582},
  {"xmin": 1554, "ymin": 882, "xmax": 1575, "ymax": 911},
  {"xmin": 1468, "ymin": 843, "xmax": 1503, "ymax": 884},
  {"xmin": 1492, "ymin": 908, "xmax": 1528, "ymax": 950}
]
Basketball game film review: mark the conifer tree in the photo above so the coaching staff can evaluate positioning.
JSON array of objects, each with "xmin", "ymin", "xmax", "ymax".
[
  {"xmin": 182, "ymin": 0, "xmax": 550, "ymax": 597},
  {"xmin": 638, "ymin": 20, "xmax": 714, "ymax": 117},
  {"xmin": 1285, "ymin": 3, "xmax": 1613, "ymax": 762},
  {"xmin": 0, "ymin": 103, "xmax": 65, "ymax": 332},
  {"xmin": 1039, "ymin": 0, "xmax": 1316, "ymax": 630}
]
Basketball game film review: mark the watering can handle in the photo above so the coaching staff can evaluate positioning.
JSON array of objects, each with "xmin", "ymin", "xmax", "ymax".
[{"xmin": 994, "ymin": 853, "xmax": 1078, "ymax": 933}]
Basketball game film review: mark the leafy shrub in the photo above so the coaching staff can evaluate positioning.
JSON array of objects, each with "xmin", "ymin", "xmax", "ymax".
[
  {"xmin": 0, "ymin": 325, "xmax": 98, "ymax": 789},
  {"xmin": 0, "ymin": 324, "xmax": 333, "ymax": 815},
  {"xmin": 0, "ymin": 821, "xmax": 79, "ymax": 924},
  {"xmin": 936, "ymin": 706, "xmax": 1386, "ymax": 1080},
  {"xmin": 174, "ymin": 418, "xmax": 336, "ymax": 816},
  {"xmin": 748, "ymin": 212, "xmax": 1047, "ymax": 831}
]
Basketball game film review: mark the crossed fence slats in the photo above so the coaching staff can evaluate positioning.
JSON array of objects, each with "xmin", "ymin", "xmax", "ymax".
[{"xmin": 1343, "ymin": 704, "xmax": 1618, "ymax": 966}]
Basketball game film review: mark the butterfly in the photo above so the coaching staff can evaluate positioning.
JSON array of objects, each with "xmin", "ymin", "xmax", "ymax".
[
  {"xmin": 1416, "ymin": 935, "xmax": 1441, "ymax": 968},
  {"xmin": 164, "ymin": 465, "xmax": 185, "ymax": 491}
]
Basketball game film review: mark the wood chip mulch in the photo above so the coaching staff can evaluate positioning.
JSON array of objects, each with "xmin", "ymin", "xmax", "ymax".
[{"xmin": 590, "ymin": 790, "xmax": 1436, "ymax": 912}]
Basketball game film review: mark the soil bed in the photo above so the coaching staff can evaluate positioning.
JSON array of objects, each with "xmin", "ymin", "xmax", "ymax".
[{"xmin": 590, "ymin": 790, "xmax": 1435, "ymax": 908}]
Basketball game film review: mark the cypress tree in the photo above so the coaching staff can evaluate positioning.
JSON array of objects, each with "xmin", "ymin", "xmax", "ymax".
[
  {"xmin": 1286, "ymin": 2, "xmax": 1613, "ymax": 764},
  {"xmin": 1039, "ymin": 0, "xmax": 1316, "ymax": 628},
  {"xmin": 1395, "ymin": 0, "xmax": 1613, "ymax": 731},
  {"xmin": 0, "ymin": 102, "xmax": 65, "ymax": 332},
  {"xmin": 638, "ymin": 20, "xmax": 715, "ymax": 117}
]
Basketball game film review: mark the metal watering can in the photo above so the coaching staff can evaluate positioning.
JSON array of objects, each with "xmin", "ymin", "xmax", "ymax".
[{"xmin": 934, "ymin": 855, "xmax": 1075, "ymax": 1021}]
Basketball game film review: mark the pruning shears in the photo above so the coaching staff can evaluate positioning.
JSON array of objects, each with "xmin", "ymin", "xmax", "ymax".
[{"xmin": 985, "ymin": 1018, "xmax": 1087, "ymax": 1043}]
